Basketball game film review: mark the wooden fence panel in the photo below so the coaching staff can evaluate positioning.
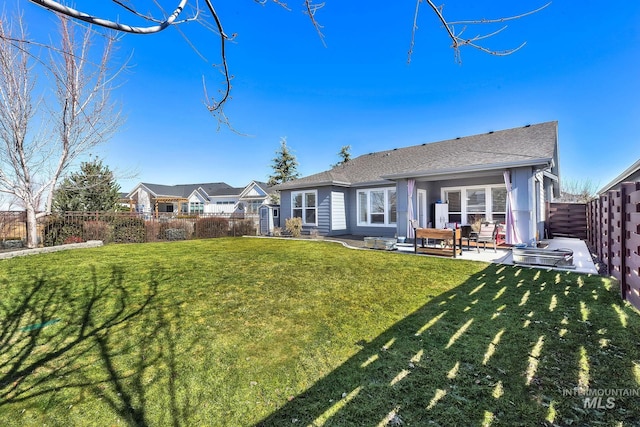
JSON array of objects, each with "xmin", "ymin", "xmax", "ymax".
[{"xmin": 546, "ymin": 203, "xmax": 588, "ymax": 240}]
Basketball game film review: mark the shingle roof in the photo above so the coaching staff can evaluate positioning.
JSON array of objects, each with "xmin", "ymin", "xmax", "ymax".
[
  {"xmin": 597, "ymin": 158, "xmax": 640, "ymax": 194},
  {"xmin": 140, "ymin": 182, "xmax": 240, "ymax": 198},
  {"xmin": 274, "ymin": 121, "xmax": 558, "ymax": 190}
]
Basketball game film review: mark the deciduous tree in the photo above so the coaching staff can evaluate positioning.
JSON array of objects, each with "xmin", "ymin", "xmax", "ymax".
[
  {"xmin": 558, "ymin": 178, "xmax": 599, "ymax": 203},
  {"xmin": 0, "ymin": 10, "xmax": 122, "ymax": 247}
]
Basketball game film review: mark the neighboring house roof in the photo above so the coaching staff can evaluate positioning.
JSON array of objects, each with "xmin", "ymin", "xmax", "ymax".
[
  {"xmin": 129, "ymin": 182, "xmax": 240, "ymax": 199},
  {"xmin": 274, "ymin": 121, "xmax": 558, "ymax": 190},
  {"xmin": 127, "ymin": 181, "xmax": 275, "ymax": 200},
  {"xmin": 239, "ymin": 181, "xmax": 273, "ymax": 199},
  {"xmin": 597, "ymin": 158, "xmax": 640, "ymax": 194}
]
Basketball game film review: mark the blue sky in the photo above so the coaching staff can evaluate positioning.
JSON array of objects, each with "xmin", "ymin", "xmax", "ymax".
[{"xmin": 20, "ymin": 1, "xmax": 640, "ymax": 192}]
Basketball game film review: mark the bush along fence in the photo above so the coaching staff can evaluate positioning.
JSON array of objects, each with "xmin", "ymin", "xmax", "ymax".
[
  {"xmin": 588, "ymin": 182, "xmax": 640, "ymax": 310},
  {"xmin": 37, "ymin": 212, "xmax": 258, "ymax": 246}
]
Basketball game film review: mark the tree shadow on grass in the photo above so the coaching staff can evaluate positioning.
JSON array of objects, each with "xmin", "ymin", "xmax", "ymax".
[
  {"xmin": 257, "ymin": 264, "xmax": 640, "ymax": 426},
  {"xmin": 0, "ymin": 264, "xmax": 198, "ymax": 426}
]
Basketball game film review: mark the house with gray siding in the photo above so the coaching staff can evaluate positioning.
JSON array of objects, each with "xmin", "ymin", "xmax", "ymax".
[{"xmin": 273, "ymin": 122, "xmax": 561, "ymax": 244}]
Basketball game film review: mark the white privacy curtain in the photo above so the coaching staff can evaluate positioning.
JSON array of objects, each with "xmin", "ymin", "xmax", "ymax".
[
  {"xmin": 503, "ymin": 171, "xmax": 521, "ymax": 244},
  {"xmin": 407, "ymin": 179, "xmax": 415, "ymax": 238}
]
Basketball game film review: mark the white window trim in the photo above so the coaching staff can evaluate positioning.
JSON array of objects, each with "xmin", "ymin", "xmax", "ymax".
[
  {"xmin": 441, "ymin": 184, "xmax": 507, "ymax": 225},
  {"xmin": 291, "ymin": 190, "xmax": 318, "ymax": 226},
  {"xmin": 356, "ymin": 187, "xmax": 397, "ymax": 227}
]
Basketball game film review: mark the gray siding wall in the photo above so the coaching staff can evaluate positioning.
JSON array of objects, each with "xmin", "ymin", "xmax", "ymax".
[
  {"xmin": 279, "ymin": 187, "xmax": 350, "ymax": 236},
  {"xmin": 279, "ymin": 189, "xmax": 292, "ymax": 228},
  {"xmin": 346, "ymin": 184, "xmax": 398, "ymax": 238}
]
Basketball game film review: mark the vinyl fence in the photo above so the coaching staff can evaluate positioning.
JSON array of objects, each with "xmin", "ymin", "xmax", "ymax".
[{"xmin": 588, "ymin": 182, "xmax": 640, "ymax": 310}]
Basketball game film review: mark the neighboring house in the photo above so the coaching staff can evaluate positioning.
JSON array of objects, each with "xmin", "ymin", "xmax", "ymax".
[
  {"xmin": 126, "ymin": 181, "xmax": 273, "ymax": 216},
  {"xmin": 273, "ymin": 121, "xmax": 561, "ymax": 244},
  {"xmin": 597, "ymin": 158, "xmax": 640, "ymax": 194}
]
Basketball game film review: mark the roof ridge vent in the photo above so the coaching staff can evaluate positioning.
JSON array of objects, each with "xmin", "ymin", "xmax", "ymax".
[
  {"xmin": 488, "ymin": 131, "xmax": 494, "ymax": 134},
  {"xmin": 524, "ymin": 124, "xmax": 531, "ymax": 127}
]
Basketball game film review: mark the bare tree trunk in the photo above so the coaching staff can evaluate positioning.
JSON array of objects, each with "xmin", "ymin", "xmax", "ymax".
[{"xmin": 25, "ymin": 202, "xmax": 38, "ymax": 248}]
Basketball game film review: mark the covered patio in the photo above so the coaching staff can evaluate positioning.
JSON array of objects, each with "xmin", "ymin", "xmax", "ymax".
[{"xmin": 323, "ymin": 235, "xmax": 598, "ymax": 274}]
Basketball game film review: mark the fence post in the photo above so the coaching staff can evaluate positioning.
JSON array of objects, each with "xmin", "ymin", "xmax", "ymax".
[
  {"xmin": 605, "ymin": 193, "xmax": 614, "ymax": 278},
  {"xmin": 620, "ymin": 185, "xmax": 628, "ymax": 300}
]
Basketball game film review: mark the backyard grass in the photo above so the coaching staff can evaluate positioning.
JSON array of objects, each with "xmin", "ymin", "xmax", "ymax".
[{"xmin": 0, "ymin": 237, "xmax": 638, "ymax": 426}]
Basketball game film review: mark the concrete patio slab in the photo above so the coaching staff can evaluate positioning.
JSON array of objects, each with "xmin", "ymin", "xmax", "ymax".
[{"xmin": 396, "ymin": 237, "xmax": 598, "ymax": 274}]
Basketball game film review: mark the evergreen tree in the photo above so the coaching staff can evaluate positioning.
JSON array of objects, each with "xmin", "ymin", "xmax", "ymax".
[
  {"xmin": 268, "ymin": 137, "xmax": 300, "ymax": 186},
  {"xmin": 52, "ymin": 158, "xmax": 122, "ymax": 212},
  {"xmin": 333, "ymin": 145, "xmax": 351, "ymax": 167}
]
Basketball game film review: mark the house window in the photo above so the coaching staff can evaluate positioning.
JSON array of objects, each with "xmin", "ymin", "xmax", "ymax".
[
  {"xmin": 189, "ymin": 201, "xmax": 204, "ymax": 214},
  {"xmin": 357, "ymin": 188, "xmax": 397, "ymax": 227},
  {"xmin": 245, "ymin": 200, "xmax": 262, "ymax": 214},
  {"xmin": 441, "ymin": 185, "xmax": 506, "ymax": 225},
  {"xmin": 273, "ymin": 208, "xmax": 279, "ymax": 218},
  {"xmin": 466, "ymin": 188, "xmax": 486, "ymax": 224},
  {"xmin": 443, "ymin": 190, "xmax": 462, "ymax": 223},
  {"xmin": 291, "ymin": 190, "xmax": 317, "ymax": 225},
  {"xmin": 491, "ymin": 187, "xmax": 507, "ymax": 224}
]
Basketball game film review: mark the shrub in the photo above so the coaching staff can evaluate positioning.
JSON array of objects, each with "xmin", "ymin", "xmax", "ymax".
[
  {"xmin": 195, "ymin": 217, "xmax": 229, "ymax": 238},
  {"xmin": 285, "ymin": 217, "xmax": 303, "ymax": 238},
  {"xmin": 110, "ymin": 216, "xmax": 146, "ymax": 243},
  {"xmin": 63, "ymin": 235, "xmax": 84, "ymax": 244},
  {"xmin": 83, "ymin": 220, "xmax": 110, "ymax": 242},
  {"xmin": 42, "ymin": 216, "xmax": 84, "ymax": 247},
  {"xmin": 160, "ymin": 220, "xmax": 193, "ymax": 241},
  {"xmin": 230, "ymin": 219, "xmax": 256, "ymax": 237},
  {"xmin": 144, "ymin": 221, "xmax": 161, "ymax": 242}
]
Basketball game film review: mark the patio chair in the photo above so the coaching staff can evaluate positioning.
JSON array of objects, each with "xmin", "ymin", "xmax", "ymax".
[{"xmin": 469, "ymin": 221, "xmax": 499, "ymax": 253}]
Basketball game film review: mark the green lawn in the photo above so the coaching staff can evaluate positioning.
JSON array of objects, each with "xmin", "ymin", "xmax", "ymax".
[{"xmin": 0, "ymin": 238, "xmax": 638, "ymax": 426}]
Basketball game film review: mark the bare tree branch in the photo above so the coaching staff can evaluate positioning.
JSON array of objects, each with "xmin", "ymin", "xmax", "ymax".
[
  {"xmin": 28, "ymin": 0, "xmax": 189, "ymax": 34},
  {"xmin": 408, "ymin": 1, "xmax": 551, "ymax": 63},
  {"xmin": 27, "ymin": 0, "xmax": 549, "ymax": 126},
  {"xmin": 111, "ymin": 0, "xmax": 200, "ymax": 25},
  {"xmin": 448, "ymin": 3, "xmax": 552, "ymax": 26},
  {"xmin": 303, "ymin": 1, "xmax": 326, "ymax": 47},
  {"xmin": 201, "ymin": 0, "xmax": 231, "ymax": 117}
]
